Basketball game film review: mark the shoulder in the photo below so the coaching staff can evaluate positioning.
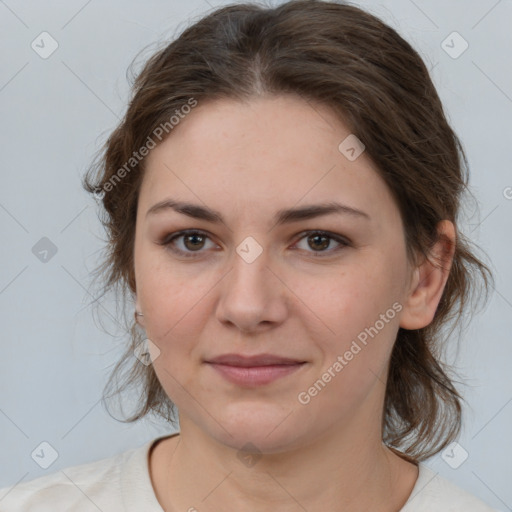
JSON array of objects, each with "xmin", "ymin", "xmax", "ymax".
[
  {"xmin": 400, "ymin": 463, "xmax": 499, "ymax": 512},
  {"xmin": 0, "ymin": 438, "xmax": 160, "ymax": 512}
]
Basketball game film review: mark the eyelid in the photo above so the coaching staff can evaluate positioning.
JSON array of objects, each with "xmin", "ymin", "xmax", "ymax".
[
  {"xmin": 157, "ymin": 229, "xmax": 220, "ymax": 258},
  {"xmin": 292, "ymin": 230, "xmax": 351, "ymax": 248},
  {"xmin": 158, "ymin": 228, "xmax": 351, "ymax": 258}
]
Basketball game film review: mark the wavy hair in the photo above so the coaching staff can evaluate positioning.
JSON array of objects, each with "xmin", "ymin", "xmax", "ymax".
[{"xmin": 83, "ymin": 0, "xmax": 494, "ymax": 462}]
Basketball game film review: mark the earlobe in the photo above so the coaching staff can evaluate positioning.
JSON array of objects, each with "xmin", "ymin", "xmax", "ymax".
[
  {"xmin": 134, "ymin": 311, "xmax": 145, "ymax": 326},
  {"xmin": 399, "ymin": 220, "xmax": 456, "ymax": 330},
  {"xmin": 134, "ymin": 297, "xmax": 145, "ymax": 327}
]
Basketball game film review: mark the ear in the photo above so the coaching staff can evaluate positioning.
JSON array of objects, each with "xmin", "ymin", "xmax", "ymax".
[
  {"xmin": 135, "ymin": 296, "xmax": 145, "ymax": 328},
  {"xmin": 399, "ymin": 220, "xmax": 456, "ymax": 330}
]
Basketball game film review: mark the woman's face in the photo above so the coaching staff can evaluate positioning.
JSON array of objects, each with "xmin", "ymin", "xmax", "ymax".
[{"xmin": 134, "ymin": 95, "xmax": 415, "ymax": 452}]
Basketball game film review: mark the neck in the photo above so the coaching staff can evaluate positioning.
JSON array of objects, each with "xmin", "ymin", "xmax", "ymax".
[{"xmin": 150, "ymin": 411, "xmax": 418, "ymax": 512}]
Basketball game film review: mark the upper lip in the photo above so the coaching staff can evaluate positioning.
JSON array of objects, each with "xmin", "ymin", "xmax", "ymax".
[{"xmin": 205, "ymin": 353, "xmax": 305, "ymax": 367}]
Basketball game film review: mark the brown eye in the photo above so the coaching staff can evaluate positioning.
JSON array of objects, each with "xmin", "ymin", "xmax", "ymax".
[
  {"xmin": 308, "ymin": 233, "xmax": 330, "ymax": 251},
  {"xmin": 293, "ymin": 230, "xmax": 350, "ymax": 256},
  {"xmin": 182, "ymin": 233, "xmax": 206, "ymax": 251},
  {"xmin": 158, "ymin": 229, "xmax": 350, "ymax": 259},
  {"xmin": 159, "ymin": 230, "xmax": 217, "ymax": 258}
]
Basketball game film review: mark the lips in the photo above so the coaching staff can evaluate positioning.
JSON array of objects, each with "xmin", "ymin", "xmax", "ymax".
[
  {"xmin": 204, "ymin": 353, "xmax": 307, "ymax": 387},
  {"xmin": 205, "ymin": 353, "xmax": 305, "ymax": 367}
]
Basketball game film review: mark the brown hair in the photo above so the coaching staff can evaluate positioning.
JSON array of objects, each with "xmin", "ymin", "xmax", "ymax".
[{"xmin": 83, "ymin": 0, "xmax": 493, "ymax": 462}]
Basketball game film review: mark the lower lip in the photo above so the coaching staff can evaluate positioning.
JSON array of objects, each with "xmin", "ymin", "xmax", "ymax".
[{"xmin": 206, "ymin": 362, "xmax": 305, "ymax": 387}]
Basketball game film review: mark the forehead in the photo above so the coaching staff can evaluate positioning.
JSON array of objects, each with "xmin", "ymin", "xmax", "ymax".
[
  {"xmin": 146, "ymin": 95, "xmax": 348, "ymax": 176},
  {"xmin": 139, "ymin": 95, "xmax": 400, "ymax": 231}
]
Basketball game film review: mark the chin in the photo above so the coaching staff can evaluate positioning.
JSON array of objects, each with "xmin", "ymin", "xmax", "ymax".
[{"xmin": 205, "ymin": 403, "xmax": 312, "ymax": 454}]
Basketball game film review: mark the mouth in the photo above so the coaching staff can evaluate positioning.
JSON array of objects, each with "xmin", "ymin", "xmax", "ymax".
[{"xmin": 204, "ymin": 353, "xmax": 307, "ymax": 387}]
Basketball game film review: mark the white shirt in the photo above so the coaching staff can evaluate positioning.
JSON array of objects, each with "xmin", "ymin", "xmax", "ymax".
[{"xmin": 0, "ymin": 434, "xmax": 498, "ymax": 511}]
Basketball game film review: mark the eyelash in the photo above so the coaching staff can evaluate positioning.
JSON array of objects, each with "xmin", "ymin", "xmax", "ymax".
[{"xmin": 157, "ymin": 229, "xmax": 351, "ymax": 259}]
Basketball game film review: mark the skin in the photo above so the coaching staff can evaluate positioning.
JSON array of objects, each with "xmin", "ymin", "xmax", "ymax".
[{"xmin": 133, "ymin": 94, "xmax": 456, "ymax": 512}]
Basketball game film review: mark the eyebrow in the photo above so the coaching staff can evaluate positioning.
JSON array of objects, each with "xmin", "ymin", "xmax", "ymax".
[{"xmin": 146, "ymin": 199, "xmax": 370, "ymax": 226}]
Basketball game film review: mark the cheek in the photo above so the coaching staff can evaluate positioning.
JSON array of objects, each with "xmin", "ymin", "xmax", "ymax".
[
  {"xmin": 308, "ymin": 265, "xmax": 388, "ymax": 332},
  {"xmin": 142, "ymin": 270, "xmax": 209, "ymax": 402},
  {"xmin": 300, "ymin": 276, "xmax": 399, "ymax": 414},
  {"xmin": 309, "ymin": 260, "xmax": 403, "ymax": 372},
  {"xmin": 137, "ymin": 256, "xmax": 211, "ymax": 335}
]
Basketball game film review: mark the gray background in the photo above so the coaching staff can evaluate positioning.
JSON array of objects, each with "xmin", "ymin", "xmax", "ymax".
[{"xmin": 0, "ymin": 0, "xmax": 511, "ymax": 509}]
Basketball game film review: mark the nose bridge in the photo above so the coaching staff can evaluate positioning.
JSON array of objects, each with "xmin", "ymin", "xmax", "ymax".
[
  {"xmin": 227, "ymin": 238, "xmax": 272, "ymax": 303},
  {"xmin": 232, "ymin": 239, "xmax": 268, "ymax": 286},
  {"xmin": 216, "ymin": 237, "xmax": 287, "ymax": 331}
]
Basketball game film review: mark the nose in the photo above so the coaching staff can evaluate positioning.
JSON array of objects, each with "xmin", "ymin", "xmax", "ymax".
[{"xmin": 215, "ymin": 247, "xmax": 288, "ymax": 334}]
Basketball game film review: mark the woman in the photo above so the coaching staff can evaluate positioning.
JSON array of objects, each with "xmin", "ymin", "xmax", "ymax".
[{"xmin": 0, "ymin": 0, "xmax": 497, "ymax": 510}]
